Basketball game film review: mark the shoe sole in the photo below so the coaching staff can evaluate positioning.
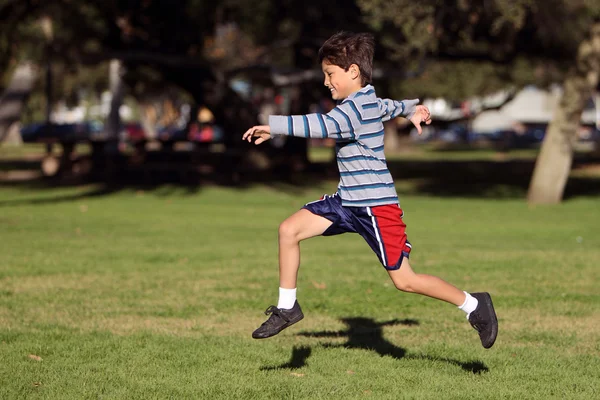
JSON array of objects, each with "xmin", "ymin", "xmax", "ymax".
[
  {"xmin": 478, "ymin": 292, "xmax": 498, "ymax": 349},
  {"xmin": 252, "ymin": 313, "xmax": 304, "ymax": 339}
]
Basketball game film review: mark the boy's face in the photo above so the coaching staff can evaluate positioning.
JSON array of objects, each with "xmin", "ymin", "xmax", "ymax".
[{"xmin": 321, "ymin": 60, "xmax": 361, "ymax": 100}]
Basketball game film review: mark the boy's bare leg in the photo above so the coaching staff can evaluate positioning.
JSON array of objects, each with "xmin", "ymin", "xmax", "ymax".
[
  {"xmin": 387, "ymin": 257, "xmax": 498, "ymax": 348},
  {"xmin": 252, "ymin": 209, "xmax": 332, "ymax": 339},
  {"xmin": 387, "ymin": 257, "xmax": 466, "ymax": 305},
  {"xmin": 278, "ymin": 209, "xmax": 333, "ymax": 289}
]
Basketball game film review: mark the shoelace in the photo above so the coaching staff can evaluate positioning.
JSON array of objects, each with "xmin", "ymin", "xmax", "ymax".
[{"xmin": 263, "ymin": 306, "xmax": 291, "ymax": 323}]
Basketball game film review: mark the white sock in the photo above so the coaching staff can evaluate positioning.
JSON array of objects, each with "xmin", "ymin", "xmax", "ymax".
[
  {"xmin": 277, "ymin": 287, "xmax": 297, "ymax": 309},
  {"xmin": 458, "ymin": 291, "xmax": 478, "ymax": 318}
]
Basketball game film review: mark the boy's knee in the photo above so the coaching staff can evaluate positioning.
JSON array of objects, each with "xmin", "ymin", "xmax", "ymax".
[
  {"xmin": 279, "ymin": 220, "xmax": 299, "ymax": 241},
  {"xmin": 390, "ymin": 272, "xmax": 417, "ymax": 292},
  {"xmin": 393, "ymin": 279, "xmax": 415, "ymax": 293}
]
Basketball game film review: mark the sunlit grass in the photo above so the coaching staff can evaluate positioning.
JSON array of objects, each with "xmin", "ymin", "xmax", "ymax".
[{"xmin": 0, "ymin": 183, "xmax": 599, "ymax": 399}]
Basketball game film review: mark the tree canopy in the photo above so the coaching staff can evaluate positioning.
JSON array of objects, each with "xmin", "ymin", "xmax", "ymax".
[
  {"xmin": 1, "ymin": 0, "xmax": 600, "ymax": 113},
  {"xmin": 359, "ymin": 0, "xmax": 600, "ymax": 99}
]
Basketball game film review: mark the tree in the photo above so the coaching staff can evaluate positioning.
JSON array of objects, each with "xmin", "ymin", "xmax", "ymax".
[
  {"xmin": 357, "ymin": 0, "xmax": 594, "ymax": 97},
  {"xmin": 358, "ymin": 0, "xmax": 600, "ymax": 202},
  {"xmin": 0, "ymin": 62, "xmax": 36, "ymax": 142},
  {"xmin": 4, "ymin": 0, "xmax": 599, "ymax": 194},
  {"xmin": 527, "ymin": 21, "xmax": 600, "ymax": 204},
  {"xmin": 0, "ymin": 0, "xmax": 364, "ymax": 145},
  {"xmin": 0, "ymin": 0, "xmax": 230, "ymax": 139}
]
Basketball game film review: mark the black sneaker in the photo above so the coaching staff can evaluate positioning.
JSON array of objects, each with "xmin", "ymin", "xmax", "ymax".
[
  {"xmin": 252, "ymin": 301, "xmax": 304, "ymax": 339},
  {"xmin": 468, "ymin": 292, "xmax": 498, "ymax": 349}
]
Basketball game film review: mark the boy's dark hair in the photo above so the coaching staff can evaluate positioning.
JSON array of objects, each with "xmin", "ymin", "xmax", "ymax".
[{"xmin": 318, "ymin": 31, "xmax": 375, "ymax": 86}]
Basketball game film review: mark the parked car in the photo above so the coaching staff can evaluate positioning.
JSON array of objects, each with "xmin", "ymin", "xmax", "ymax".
[{"xmin": 20, "ymin": 121, "xmax": 104, "ymax": 143}]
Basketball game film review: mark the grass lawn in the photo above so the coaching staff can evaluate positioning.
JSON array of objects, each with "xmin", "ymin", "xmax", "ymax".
[
  {"xmin": 0, "ymin": 143, "xmax": 92, "ymax": 160},
  {"xmin": 0, "ymin": 180, "xmax": 599, "ymax": 399}
]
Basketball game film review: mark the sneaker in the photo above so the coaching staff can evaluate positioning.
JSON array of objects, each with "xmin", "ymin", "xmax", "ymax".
[
  {"xmin": 468, "ymin": 292, "xmax": 498, "ymax": 349},
  {"xmin": 252, "ymin": 301, "xmax": 304, "ymax": 339}
]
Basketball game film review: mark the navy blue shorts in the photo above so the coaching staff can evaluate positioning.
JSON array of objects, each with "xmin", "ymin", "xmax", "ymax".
[{"xmin": 303, "ymin": 193, "xmax": 412, "ymax": 270}]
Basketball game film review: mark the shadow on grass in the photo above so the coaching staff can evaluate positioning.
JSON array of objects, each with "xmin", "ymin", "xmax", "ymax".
[
  {"xmin": 1, "ymin": 151, "xmax": 600, "ymax": 205},
  {"xmin": 387, "ymin": 158, "xmax": 600, "ymax": 200},
  {"xmin": 0, "ymin": 179, "xmax": 209, "ymax": 207},
  {"xmin": 0, "ymin": 183, "xmax": 124, "ymax": 207},
  {"xmin": 262, "ymin": 317, "xmax": 488, "ymax": 374},
  {"xmin": 260, "ymin": 346, "xmax": 313, "ymax": 371}
]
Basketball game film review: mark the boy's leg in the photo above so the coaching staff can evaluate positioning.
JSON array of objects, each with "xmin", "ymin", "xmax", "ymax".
[
  {"xmin": 387, "ymin": 257, "xmax": 465, "ymax": 305},
  {"xmin": 252, "ymin": 208, "xmax": 332, "ymax": 339},
  {"xmin": 278, "ymin": 208, "xmax": 333, "ymax": 289},
  {"xmin": 388, "ymin": 258, "xmax": 498, "ymax": 348},
  {"xmin": 353, "ymin": 204, "xmax": 497, "ymax": 348}
]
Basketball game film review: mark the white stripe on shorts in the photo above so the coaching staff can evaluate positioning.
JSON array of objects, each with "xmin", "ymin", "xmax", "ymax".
[{"xmin": 366, "ymin": 206, "xmax": 387, "ymax": 266}]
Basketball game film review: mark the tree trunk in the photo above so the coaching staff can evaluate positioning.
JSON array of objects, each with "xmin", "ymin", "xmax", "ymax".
[
  {"xmin": 527, "ymin": 22, "xmax": 600, "ymax": 204},
  {"xmin": 594, "ymin": 93, "xmax": 600, "ymax": 157},
  {"xmin": 0, "ymin": 62, "xmax": 37, "ymax": 142},
  {"xmin": 106, "ymin": 59, "xmax": 125, "ymax": 139}
]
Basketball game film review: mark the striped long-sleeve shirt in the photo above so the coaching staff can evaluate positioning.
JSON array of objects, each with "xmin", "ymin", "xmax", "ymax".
[{"xmin": 269, "ymin": 84, "xmax": 418, "ymax": 207}]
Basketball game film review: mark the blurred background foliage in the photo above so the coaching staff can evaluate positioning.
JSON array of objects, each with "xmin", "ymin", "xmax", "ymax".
[
  {"xmin": 1, "ymin": 0, "xmax": 599, "ymax": 203},
  {"xmin": 2, "ymin": 0, "xmax": 599, "ymax": 105}
]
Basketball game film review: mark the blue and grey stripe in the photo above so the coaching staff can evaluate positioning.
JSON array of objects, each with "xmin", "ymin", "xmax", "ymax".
[{"xmin": 268, "ymin": 84, "xmax": 417, "ymax": 207}]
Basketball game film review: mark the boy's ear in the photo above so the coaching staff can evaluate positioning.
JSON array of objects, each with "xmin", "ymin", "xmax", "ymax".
[{"xmin": 350, "ymin": 64, "xmax": 360, "ymax": 80}]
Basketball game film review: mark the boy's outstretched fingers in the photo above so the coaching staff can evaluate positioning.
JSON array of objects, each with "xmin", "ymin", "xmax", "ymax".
[
  {"xmin": 242, "ymin": 127, "xmax": 255, "ymax": 142},
  {"xmin": 242, "ymin": 125, "xmax": 271, "ymax": 143}
]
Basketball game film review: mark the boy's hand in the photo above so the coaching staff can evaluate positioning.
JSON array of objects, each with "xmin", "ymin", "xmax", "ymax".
[
  {"xmin": 242, "ymin": 125, "xmax": 271, "ymax": 145},
  {"xmin": 409, "ymin": 105, "xmax": 432, "ymax": 135}
]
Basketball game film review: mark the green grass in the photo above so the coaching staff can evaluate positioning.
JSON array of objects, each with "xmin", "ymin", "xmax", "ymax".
[
  {"xmin": 0, "ymin": 143, "xmax": 92, "ymax": 160},
  {"xmin": 1, "ymin": 183, "xmax": 599, "ymax": 399}
]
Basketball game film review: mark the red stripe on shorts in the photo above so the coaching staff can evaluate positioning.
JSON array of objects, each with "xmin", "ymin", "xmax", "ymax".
[{"xmin": 370, "ymin": 204, "xmax": 410, "ymax": 268}]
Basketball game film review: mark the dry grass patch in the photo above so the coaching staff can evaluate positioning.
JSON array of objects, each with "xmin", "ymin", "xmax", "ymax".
[{"xmin": 499, "ymin": 308, "xmax": 600, "ymax": 354}]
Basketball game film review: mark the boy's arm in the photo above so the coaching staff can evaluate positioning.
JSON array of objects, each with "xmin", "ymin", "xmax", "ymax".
[
  {"xmin": 378, "ymin": 98, "xmax": 420, "ymax": 122},
  {"xmin": 269, "ymin": 101, "xmax": 360, "ymax": 140}
]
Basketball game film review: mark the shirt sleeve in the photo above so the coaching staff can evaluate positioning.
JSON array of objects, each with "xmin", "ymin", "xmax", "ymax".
[
  {"xmin": 377, "ymin": 98, "xmax": 419, "ymax": 122},
  {"xmin": 268, "ymin": 101, "xmax": 360, "ymax": 140}
]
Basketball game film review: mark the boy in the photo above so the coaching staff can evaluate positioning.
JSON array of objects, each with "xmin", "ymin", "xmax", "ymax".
[{"xmin": 242, "ymin": 32, "xmax": 498, "ymax": 349}]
